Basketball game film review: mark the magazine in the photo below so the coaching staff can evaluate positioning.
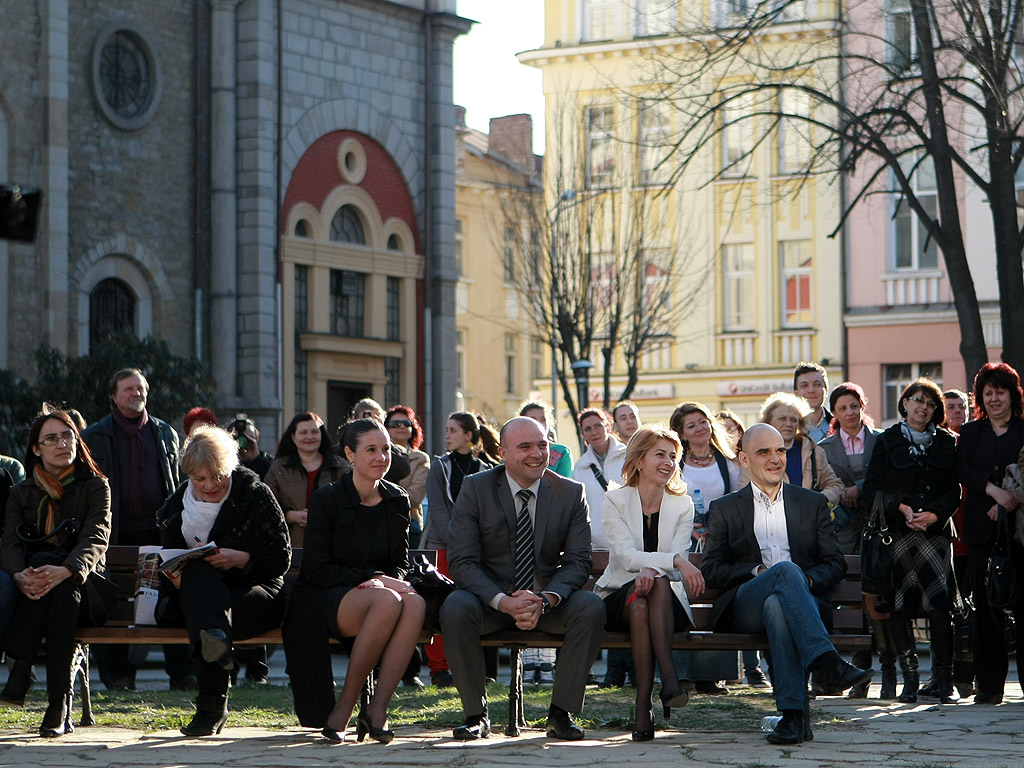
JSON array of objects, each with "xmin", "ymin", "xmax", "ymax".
[{"xmin": 159, "ymin": 542, "xmax": 219, "ymax": 579}]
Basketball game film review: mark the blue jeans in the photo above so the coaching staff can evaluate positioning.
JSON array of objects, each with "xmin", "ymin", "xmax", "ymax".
[{"xmin": 730, "ymin": 561, "xmax": 834, "ymax": 710}]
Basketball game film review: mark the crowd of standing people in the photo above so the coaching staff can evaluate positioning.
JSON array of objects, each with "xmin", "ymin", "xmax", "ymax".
[{"xmin": 1, "ymin": 358, "xmax": 1023, "ymax": 747}]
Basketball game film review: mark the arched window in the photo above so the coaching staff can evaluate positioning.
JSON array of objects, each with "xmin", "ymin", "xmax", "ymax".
[
  {"xmin": 387, "ymin": 234, "xmax": 401, "ymax": 251},
  {"xmin": 89, "ymin": 278, "xmax": 136, "ymax": 348},
  {"xmin": 294, "ymin": 219, "xmax": 310, "ymax": 238},
  {"xmin": 329, "ymin": 205, "xmax": 365, "ymax": 245}
]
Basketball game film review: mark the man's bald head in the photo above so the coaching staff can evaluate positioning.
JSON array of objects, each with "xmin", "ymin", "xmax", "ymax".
[
  {"xmin": 499, "ymin": 417, "xmax": 549, "ymax": 487},
  {"xmin": 738, "ymin": 423, "xmax": 787, "ymax": 495}
]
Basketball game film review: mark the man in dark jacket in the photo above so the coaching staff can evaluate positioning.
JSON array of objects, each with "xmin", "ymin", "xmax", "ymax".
[
  {"xmin": 701, "ymin": 424, "xmax": 873, "ymax": 745},
  {"xmin": 83, "ymin": 368, "xmax": 193, "ymax": 690}
]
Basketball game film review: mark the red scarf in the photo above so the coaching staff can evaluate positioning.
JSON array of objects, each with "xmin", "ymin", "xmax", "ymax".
[{"xmin": 33, "ymin": 464, "xmax": 76, "ymax": 534}]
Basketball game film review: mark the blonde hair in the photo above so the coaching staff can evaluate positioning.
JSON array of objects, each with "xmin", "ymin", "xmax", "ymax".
[
  {"xmin": 181, "ymin": 425, "xmax": 240, "ymax": 479},
  {"xmin": 620, "ymin": 423, "xmax": 687, "ymax": 496},
  {"xmin": 759, "ymin": 392, "xmax": 811, "ymax": 441}
]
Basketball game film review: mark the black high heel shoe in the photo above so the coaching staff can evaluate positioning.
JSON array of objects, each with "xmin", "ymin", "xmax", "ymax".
[
  {"xmin": 40, "ymin": 693, "xmax": 72, "ymax": 738},
  {"xmin": 321, "ymin": 725, "xmax": 346, "ymax": 743},
  {"xmin": 356, "ymin": 710, "xmax": 394, "ymax": 744},
  {"xmin": 659, "ymin": 687, "xmax": 689, "ymax": 718}
]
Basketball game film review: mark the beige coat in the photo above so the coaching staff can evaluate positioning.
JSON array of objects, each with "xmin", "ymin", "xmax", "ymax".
[
  {"xmin": 594, "ymin": 485, "xmax": 696, "ymax": 625},
  {"xmin": 395, "ymin": 449, "xmax": 430, "ymax": 525}
]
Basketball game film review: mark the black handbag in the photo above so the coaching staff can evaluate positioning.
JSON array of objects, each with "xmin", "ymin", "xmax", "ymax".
[
  {"xmin": 986, "ymin": 508, "xmax": 1020, "ymax": 612},
  {"xmin": 407, "ymin": 553, "xmax": 455, "ymax": 634},
  {"xmin": 16, "ymin": 518, "xmax": 81, "ymax": 559},
  {"xmin": 860, "ymin": 495, "xmax": 894, "ymax": 596}
]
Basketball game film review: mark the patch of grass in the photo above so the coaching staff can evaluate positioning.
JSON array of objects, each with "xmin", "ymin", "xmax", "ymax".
[{"xmin": 0, "ymin": 682, "xmax": 803, "ymax": 735}]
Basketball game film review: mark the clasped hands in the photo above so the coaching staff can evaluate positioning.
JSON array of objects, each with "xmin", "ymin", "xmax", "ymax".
[
  {"xmin": 15, "ymin": 564, "xmax": 72, "ymax": 601},
  {"xmin": 498, "ymin": 590, "xmax": 555, "ymax": 630},
  {"xmin": 898, "ymin": 503, "xmax": 937, "ymax": 531}
]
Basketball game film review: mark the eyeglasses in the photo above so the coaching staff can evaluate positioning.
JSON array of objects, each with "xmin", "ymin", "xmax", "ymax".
[
  {"xmin": 907, "ymin": 395, "xmax": 937, "ymax": 409},
  {"xmin": 38, "ymin": 431, "xmax": 76, "ymax": 447},
  {"xmin": 387, "ymin": 420, "xmax": 413, "ymax": 428}
]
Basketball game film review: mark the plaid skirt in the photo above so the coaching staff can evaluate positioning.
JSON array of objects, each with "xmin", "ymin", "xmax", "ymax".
[{"xmin": 890, "ymin": 530, "xmax": 963, "ymax": 616}]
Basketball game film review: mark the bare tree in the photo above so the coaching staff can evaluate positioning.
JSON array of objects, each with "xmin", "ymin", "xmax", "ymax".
[
  {"xmin": 500, "ymin": 95, "xmax": 709, "ymax": 427},
  {"xmin": 637, "ymin": 0, "xmax": 1024, "ymax": 379}
]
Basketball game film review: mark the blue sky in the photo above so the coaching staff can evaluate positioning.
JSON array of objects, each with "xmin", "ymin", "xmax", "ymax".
[{"xmin": 453, "ymin": 0, "xmax": 546, "ymax": 153}]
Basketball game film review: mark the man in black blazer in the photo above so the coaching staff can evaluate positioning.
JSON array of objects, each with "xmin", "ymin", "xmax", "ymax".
[
  {"xmin": 701, "ymin": 423, "xmax": 873, "ymax": 744},
  {"xmin": 441, "ymin": 417, "xmax": 605, "ymax": 741}
]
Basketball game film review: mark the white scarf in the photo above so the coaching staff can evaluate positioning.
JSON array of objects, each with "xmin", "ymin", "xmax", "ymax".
[{"xmin": 181, "ymin": 477, "xmax": 231, "ymax": 548}]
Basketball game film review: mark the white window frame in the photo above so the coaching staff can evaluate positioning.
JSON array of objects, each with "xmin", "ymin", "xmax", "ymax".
[
  {"xmin": 634, "ymin": 0, "xmax": 677, "ymax": 36},
  {"xmin": 639, "ymin": 99, "xmax": 672, "ymax": 186},
  {"xmin": 888, "ymin": 0, "xmax": 917, "ymax": 71},
  {"xmin": 777, "ymin": 88, "xmax": 812, "ymax": 174},
  {"xmin": 721, "ymin": 93, "xmax": 754, "ymax": 177},
  {"xmin": 583, "ymin": 0, "xmax": 620, "ymax": 41},
  {"xmin": 586, "ymin": 104, "xmax": 618, "ymax": 188},
  {"xmin": 723, "ymin": 243, "xmax": 756, "ymax": 330},
  {"xmin": 505, "ymin": 333, "xmax": 517, "ymax": 395},
  {"xmin": 456, "ymin": 329, "xmax": 466, "ymax": 392},
  {"xmin": 779, "ymin": 240, "xmax": 813, "ymax": 328},
  {"xmin": 892, "ymin": 157, "xmax": 939, "ymax": 271},
  {"xmin": 455, "ymin": 218, "xmax": 465, "ymax": 277}
]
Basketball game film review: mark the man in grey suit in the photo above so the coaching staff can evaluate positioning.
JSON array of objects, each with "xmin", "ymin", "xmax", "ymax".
[
  {"xmin": 701, "ymin": 424, "xmax": 873, "ymax": 745},
  {"xmin": 441, "ymin": 417, "xmax": 605, "ymax": 741}
]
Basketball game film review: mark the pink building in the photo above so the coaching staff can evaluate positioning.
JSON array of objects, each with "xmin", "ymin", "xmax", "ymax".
[{"xmin": 841, "ymin": 0, "xmax": 1003, "ymax": 421}]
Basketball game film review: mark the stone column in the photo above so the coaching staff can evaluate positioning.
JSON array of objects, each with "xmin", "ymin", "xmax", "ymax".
[
  {"xmin": 424, "ymin": 9, "xmax": 471, "ymax": 453},
  {"xmin": 210, "ymin": 0, "xmax": 240, "ymax": 398},
  {"xmin": 42, "ymin": 0, "xmax": 70, "ymax": 354}
]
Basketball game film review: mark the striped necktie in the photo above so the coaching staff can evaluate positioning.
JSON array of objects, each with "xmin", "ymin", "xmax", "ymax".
[{"xmin": 514, "ymin": 489, "xmax": 535, "ymax": 592}]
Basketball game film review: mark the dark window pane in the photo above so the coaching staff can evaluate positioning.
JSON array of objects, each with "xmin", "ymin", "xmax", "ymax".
[{"xmin": 89, "ymin": 278, "xmax": 136, "ymax": 349}]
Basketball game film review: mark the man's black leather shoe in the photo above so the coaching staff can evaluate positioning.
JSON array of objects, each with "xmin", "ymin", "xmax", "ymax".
[
  {"xmin": 766, "ymin": 710, "xmax": 804, "ymax": 745},
  {"xmin": 546, "ymin": 705, "xmax": 585, "ymax": 740},
  {"xmin": 453, "ymin": 712, "xmax": 491, "ymax": 740},
  {"xmin": 810, "ymin": 651, "xmax": 874, "ymax": 695}
]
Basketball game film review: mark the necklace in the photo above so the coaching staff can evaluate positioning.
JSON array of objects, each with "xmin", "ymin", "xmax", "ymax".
[{"xmin": 686, "ymin": 450, "xmax": 714, "ymax": 466}]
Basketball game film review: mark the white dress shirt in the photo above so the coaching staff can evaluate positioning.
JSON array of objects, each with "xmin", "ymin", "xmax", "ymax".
[{"xmin": 752, "ymin": 482, "xmax": 791, "ymax": 570}]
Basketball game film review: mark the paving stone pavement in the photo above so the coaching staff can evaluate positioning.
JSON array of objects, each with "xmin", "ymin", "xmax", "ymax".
[{"xmin": 2, "ymin": 684, "xmax": 1021, "ymax": 768}]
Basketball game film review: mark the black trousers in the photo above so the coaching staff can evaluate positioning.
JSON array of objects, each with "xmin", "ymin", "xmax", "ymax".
[
  {"xmin": 4, "ymin": 580, "xmax": 86, "ymax": 697},
  {"xmin": 967, "ymin": 539, "xmax": 1024, "ymax": 696},
  {"xmin": 171, "ymin": 559, "xmax": 285, "ymax": 697}
]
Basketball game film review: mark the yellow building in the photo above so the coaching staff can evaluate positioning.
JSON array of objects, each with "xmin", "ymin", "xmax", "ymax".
[
  {"xmin": 454, "ymin": 110, "xmax": 546, "ymax": 424},
  {"xmin": 520, "ymin": 0, "xmax": 843, "ymax": 429}
]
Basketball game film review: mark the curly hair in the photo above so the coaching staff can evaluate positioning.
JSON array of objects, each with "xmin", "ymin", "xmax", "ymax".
[
  {"xmin": 971, "ymin": 362, "xmax": 1024, "ymax": 420},
  {"xmin": 759, "ymin": 392, "xmax": 811, "ymax": 442}
]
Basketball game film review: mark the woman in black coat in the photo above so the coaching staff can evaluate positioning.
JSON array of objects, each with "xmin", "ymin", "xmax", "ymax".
[
  {"xmin": 955, "ymin": 362, "xmax": 1024, "ymax": 705},
  {"xmin": 283, "ymin": 419, "xmax": 423, "ymax": 744},
  {"xmin": 0, "ymin": 407, "xmax": 114, "ymax": 737},
  {"xmin": 862, "ymin": 378, "xmax": 961, "ymax": 703},
  {"xmin": 156, "ymin": 425, "xmax": 291, "ymax": 736}
]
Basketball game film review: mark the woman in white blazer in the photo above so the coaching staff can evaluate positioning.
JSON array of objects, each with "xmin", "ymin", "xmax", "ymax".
[{"xmin": 595, "ymin": 424, "xmax": 705, "ymax": 741}]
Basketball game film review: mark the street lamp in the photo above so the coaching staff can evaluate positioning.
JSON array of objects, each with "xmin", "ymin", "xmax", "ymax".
[{"xmin": 571, "ymin": 358, "xmax": 593, "ymax": 410}]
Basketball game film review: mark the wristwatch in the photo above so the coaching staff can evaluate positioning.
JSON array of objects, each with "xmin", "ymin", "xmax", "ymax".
[{"xmin": 540, "ymin": 594, "xmax": 552, "ymax": 615}]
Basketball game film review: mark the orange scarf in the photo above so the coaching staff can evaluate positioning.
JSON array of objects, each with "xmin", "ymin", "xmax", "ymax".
[{"xmin": 33, "ymin": 464, "xmax": 76, "ymax": 534}]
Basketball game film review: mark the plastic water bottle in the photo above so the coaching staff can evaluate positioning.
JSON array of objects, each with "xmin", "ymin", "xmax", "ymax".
[
  {"xmin": 760, "ymin": 715, "xmax": 782, "ymax": 733},
  {"xmin": 692, "ymin": 488, "xmax": 706, "ymax": 533},
  {"xmin": 692, "ymin": 489, "xmax": 706, "ymax": 552}
]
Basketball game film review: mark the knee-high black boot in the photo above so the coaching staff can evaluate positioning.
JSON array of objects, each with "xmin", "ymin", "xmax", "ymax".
[
  {"xmin": 873, "ymin": 618, "xmax": 898, "ymax": 700},
  {"xmin": 928, "ymin": 611, "xmax": 959, "ymax": 704},
  {"xmin": 181, "ymin": 661, "xmax": 230, "ymax": 736},
  {"xmin": 0, "ymin": 659, "xmax": 36, "ymax": 707},
  {"xmin": 893, "ymin": 615, "xmax": 918, "ymax": 703}
]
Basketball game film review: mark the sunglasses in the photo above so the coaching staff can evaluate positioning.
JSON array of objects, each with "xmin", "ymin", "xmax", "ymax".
[{"xmin": 387, "ymin": 419, "xmax": 413, "ymax": 428}]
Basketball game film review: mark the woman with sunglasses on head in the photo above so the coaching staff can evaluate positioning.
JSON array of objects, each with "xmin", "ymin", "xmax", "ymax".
[
  {"xmin": 265, "ymin": 412, "xmax": 345, "ymax": 548},
  {"xmin": 862, "ymin": 378, "xmax": 961, "ymax": 704},
  {"xmin": 955, "ymin": 363, "xmax": 1024, "ymax": 705},
  {"xmin": 0, "ymin": 406, "xmax": 115, "ymax": 737},
  {"xmin": 384, "ymin": 406, "xmax": 430, "ymax": 549}
]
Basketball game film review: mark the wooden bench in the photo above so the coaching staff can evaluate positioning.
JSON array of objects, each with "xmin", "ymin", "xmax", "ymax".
[
  {"xmin": 482, "ymin": 551, "xmax": 870, "ymax": 735},
  {"xmin": 73, "ymin": 546, "xmax": 868, "ymax": 736},
  {"xmin": 71, "ymin": 546, "xmax": 436, "ymax": 726}
]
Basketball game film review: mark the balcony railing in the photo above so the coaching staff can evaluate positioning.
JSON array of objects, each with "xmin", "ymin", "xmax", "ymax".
[
  {"xmin": 718, "ymin": 331, "xmax": 757, "ymax": 366},
  {"xmin": 882, "ymin": 270, "xmax": 942, "ymax": 306}
]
